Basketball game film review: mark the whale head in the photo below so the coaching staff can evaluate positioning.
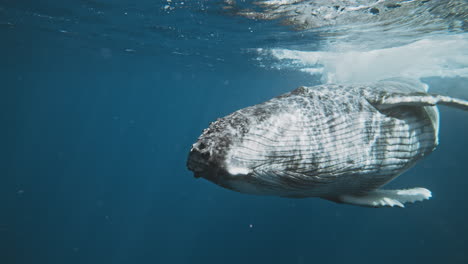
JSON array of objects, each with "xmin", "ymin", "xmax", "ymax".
[{"xmin": 187, "ymin": 112, "xmax": 253, "ymax": 186}]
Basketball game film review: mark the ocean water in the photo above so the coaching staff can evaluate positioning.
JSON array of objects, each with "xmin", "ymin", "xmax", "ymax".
[{"xmin": 2, "ymin": 1, "xmax": 468, "ymax": 264}]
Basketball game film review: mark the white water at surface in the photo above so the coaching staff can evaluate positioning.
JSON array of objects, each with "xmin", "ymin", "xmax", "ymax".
[
  {"xmin": 224, "ymin": 0, "xmax": 468, "ymax": 89},
  {"xmin": 259, "ymin": 33, "xmax": 468, "ymax": 84}
]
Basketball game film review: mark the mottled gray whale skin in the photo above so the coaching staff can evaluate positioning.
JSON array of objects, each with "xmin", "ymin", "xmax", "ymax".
[{"xmin": 187, "ymin": 79, "xmax": 468, "ymax": 207}]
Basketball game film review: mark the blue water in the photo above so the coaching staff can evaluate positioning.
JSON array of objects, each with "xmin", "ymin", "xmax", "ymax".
[{"xmin": 2, "ymin": 1, "xmax": 468, "ymax": 264}]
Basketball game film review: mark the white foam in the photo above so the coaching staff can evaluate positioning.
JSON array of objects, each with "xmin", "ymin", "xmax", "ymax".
[
  {"xmin": 261, "ymin": 0, "xmax": 301, "ymax": 5},
  {"xmin": 262, "ymin": 33, "xmax": 468, "ymax": 84}
]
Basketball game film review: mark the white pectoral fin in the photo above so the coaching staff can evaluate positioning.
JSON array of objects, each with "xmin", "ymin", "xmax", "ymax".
[
  {"xmin": 371, "ymin": 92, "xmax": 468, "ymax": 112},
  {"xmin": 338, "ymin": 188, "xmax": 432, "ymax": 208}
]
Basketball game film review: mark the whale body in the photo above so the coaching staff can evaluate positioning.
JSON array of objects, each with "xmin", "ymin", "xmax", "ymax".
[{"xmin": 187, "ymin": 79, "xmax": 468, "ymax": 207}]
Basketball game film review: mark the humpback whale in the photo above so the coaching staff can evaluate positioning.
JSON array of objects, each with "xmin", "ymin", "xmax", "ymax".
[{"xmin": 187, "ymin": 79, "xmax": 468, "ymax": 207}]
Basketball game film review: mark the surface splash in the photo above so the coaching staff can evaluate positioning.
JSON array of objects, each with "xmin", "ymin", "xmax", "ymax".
[
  {"xmin": 224, "ymin": 0, "xmax": 468, "ymax": 87},
  {"xmin": 258, "ymin": 34, "xmax": 468, "ymax": 84}
]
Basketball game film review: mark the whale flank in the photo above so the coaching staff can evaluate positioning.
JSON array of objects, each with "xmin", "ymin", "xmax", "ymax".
[{"xmin": 187, "ymin": 79, "xmax": 468, "ymax": 208}]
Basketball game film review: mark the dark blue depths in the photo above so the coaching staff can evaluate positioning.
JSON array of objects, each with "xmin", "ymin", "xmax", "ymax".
[{"xmin": 2, "ymin": 3, "xmax": 468, "ymax": 264}]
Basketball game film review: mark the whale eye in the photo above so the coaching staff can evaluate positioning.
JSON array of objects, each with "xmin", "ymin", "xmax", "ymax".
[{"xmin": 199, "ymin": 142, "xmax": 207, "ymax": 150}]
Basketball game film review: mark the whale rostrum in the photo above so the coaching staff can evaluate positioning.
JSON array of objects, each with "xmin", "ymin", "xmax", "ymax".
[{"xmin": 187, "ymin": 79, "xmax": 468, "ymax": 207}]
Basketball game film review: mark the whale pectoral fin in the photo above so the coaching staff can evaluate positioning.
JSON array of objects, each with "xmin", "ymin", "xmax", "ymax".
[
  {"xmin": 369, "ymin": 92, "xmax": 468, "ymax": 111},
  {"xmin": 335, "ymin": 187, "xmax": 432, "ymax": 208}
]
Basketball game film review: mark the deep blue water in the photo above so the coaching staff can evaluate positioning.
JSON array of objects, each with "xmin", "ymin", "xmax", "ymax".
[{"xmin": 2, "ymin": 1, "xmax": 468, "ymax": 264}]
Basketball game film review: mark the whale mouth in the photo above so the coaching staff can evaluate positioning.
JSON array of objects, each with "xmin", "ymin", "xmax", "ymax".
[
  {"xmin": 187, "ymin": 150, "xmax": 208, "ymax": 173},
  {"xmin": 187, "ymin": 145, "xmax": 221, "ymax": 183},
  {"xmin": 187, "ymin": 163, "xmax": 221, "ymax": 184}
]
